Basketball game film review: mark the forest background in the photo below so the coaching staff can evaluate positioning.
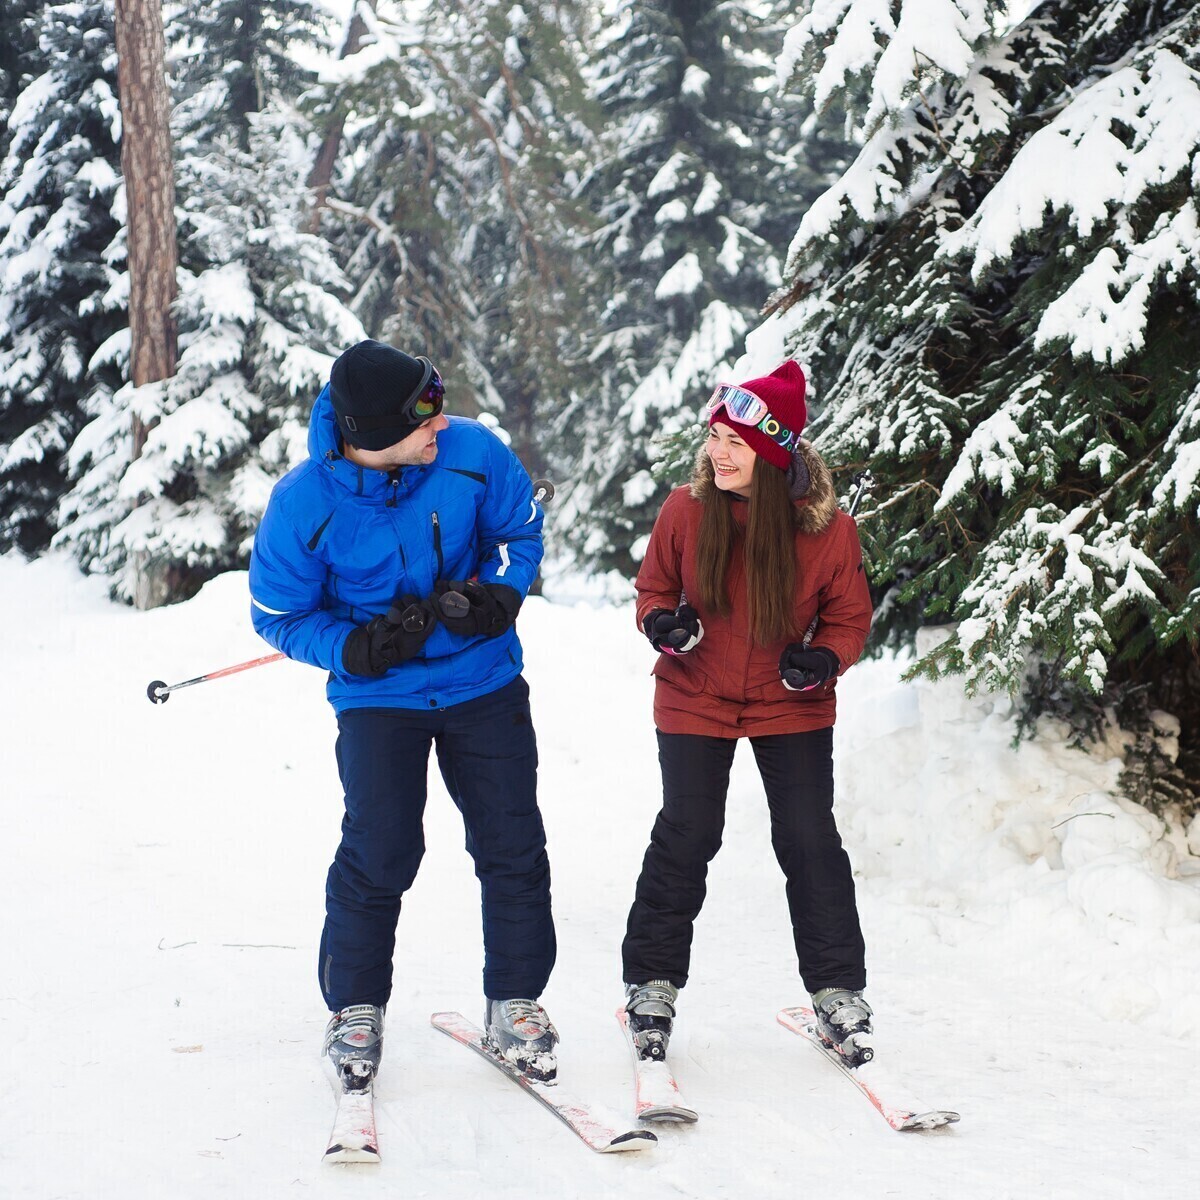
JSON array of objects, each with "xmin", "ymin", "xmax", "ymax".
[{"xmin": 1, "ymin": 0, "xmax": 1198, "ymax": 821}]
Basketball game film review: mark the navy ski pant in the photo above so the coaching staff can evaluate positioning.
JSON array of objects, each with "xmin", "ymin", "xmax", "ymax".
[
  {"xmin": 622, "ymin": 727, "xmax": 866, "ymax": 995},
  {"xmin": 319, "ymin": 675, "xmax": 555, "ymax": 1011}
]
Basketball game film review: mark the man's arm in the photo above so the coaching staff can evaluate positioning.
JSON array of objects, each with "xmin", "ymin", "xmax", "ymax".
[
  {"xmin": 249, "ymin": 494, "xmax": 352, "ymax": 672},
  {"xmin": 472, "ymin": 430, "xmax": 545, "ymax": 598}
]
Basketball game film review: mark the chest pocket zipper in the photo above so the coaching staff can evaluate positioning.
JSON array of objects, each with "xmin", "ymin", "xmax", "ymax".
[{"xmin": 432, "ymin": 511, "xmax": 444, "ymax": 578}]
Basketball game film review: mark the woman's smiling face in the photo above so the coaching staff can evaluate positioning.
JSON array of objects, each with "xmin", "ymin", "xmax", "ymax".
[{"xmin": 706, "ymin": 421, "xmax": 757, "ymax": 497}]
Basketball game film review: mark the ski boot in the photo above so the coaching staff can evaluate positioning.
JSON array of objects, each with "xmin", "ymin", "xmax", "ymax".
[
  {"xmin": 484, "ymin": 999, "xmax": 559, "ymax": 1083},
  {"xmin": 324, "ymin": 1004, "xmax": 385, "ymax": 1092},
  {"xmin": 811, "ymin": 988, "xmax": 873, "ymax": 1067},
  {"xmin": 624, "ymin": 980, "xmax": 678, "ymax": 1062}
]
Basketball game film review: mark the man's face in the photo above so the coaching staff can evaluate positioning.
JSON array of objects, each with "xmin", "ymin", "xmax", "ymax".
[{"xmin": 346, "ymin": 411, "xmax": 451, "ymax": 471}]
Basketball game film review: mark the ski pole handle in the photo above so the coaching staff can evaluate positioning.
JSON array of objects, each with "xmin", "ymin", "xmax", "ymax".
[
  {"xmin": 533, "ymin": 478, "xmax": 555, "ymax": 505},
  {"xmin": 847, "ymin": 470, "xmax": 876, "ymax": 518}
]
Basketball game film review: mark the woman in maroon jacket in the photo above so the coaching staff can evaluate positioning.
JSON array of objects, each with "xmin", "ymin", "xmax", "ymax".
[{"xmin": 621, "ymin": 360, "xmax": 876, "ymax": 1069}]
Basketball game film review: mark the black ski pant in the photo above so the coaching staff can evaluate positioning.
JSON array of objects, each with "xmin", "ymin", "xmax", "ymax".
[
  {"xmin": 319, "ymin": 675, "xmax": 555, "ymax": 1011},
  {"xmin": 622, "ymin": 727, "xmax": 866, "ymax": 995}
]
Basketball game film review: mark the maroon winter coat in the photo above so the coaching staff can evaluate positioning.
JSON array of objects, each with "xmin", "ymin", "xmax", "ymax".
[{"xmin": 635, "ymin": 442, "xmax": 872, "ymax": 738}]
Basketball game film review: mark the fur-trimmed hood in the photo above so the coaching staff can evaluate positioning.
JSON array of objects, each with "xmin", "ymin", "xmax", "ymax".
[{"xmin": 688, "ymin": 439, "xmax": 840, "ymax": 534}]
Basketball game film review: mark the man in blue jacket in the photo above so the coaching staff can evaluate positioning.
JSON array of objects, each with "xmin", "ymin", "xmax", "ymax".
[{"xmin": 250, "ymin": 340, "xmax": 557, "ymax": 1086}]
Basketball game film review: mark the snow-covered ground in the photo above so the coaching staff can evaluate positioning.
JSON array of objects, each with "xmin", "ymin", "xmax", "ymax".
[{"xmin": 4, "ymin": 553, "xmax": 1197, "ymax": 1199}]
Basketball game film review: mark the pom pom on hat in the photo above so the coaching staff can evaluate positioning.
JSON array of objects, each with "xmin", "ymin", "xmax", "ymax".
[{"xmin": 707, "ymin": 359, "xmax": 807, "ymax": 471}]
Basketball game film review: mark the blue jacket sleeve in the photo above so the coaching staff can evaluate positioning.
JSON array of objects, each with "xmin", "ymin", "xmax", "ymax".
[
  {"xmin": 248, "ymin": 484, "xmax": 351, "ymax": 672},
  {"xmin": 473, "ymin": 429, "xmax": 544, "ymax": 597}
]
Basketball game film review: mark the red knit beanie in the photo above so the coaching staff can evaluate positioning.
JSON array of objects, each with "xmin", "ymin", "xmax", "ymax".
[{"xmin": 708, "ymin": 359, "xmax": 807, "ymax": 471}]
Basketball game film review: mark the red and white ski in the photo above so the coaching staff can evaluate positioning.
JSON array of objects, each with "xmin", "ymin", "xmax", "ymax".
[
  {"xmin": 323, "ymin": 1081, "xmax": 381, "ymax": 1163},
  {"xmin": 778, "ymin": 1006, "xmax": 959, "ymax": 1131},
  {"xmin": 616, "ymin": 1007, "xmax": 698, "ymax": 1123},
  {"xmin": 431, "ymin": 1011, "xmax": 657, "ymax": 1153}
]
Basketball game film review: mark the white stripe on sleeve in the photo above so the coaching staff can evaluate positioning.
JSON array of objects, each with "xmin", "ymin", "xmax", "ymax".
[{"xmin": 252, "ymin": 597, "xmax": 292, "ymax": 615}]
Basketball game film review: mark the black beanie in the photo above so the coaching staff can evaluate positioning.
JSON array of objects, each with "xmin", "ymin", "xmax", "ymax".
[{"xmin": 329, "ymin": 340, "xmax": 432, "ymax": 451}]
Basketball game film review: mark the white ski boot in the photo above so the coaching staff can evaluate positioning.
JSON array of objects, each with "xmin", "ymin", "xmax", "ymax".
[
  {"xmin": 624, "ymin": 980, "xmax": 678, "ymax": 1062},
  {"xmin": 811, "ymin": 988, "xmax": 873, "ymax": 1066},
  {"xmin": 324, "ymin": 1004, "xmax": 385, "ymax": 1091},
  {"xmin": 484, "ymin": 999, "xmax": 559, "ymax": 1082}
]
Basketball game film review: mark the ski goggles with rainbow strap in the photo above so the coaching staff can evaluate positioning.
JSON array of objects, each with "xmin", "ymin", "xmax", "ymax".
[{"xmin": 705, "ymin": 383, "xmax": 801, "ymax": 453}]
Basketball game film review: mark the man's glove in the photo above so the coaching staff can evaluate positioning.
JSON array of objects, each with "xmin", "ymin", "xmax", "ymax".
[
  {"xmin": 433, "ymin": 579, "xmax": 522, "ymax": 638},
  {"xmin": 779, "ymin": 644, "xmax": 839, "ymax": 692},
  {"xmin": 643, "ymin": 604, "xmax": 703, "ymax": 654},
  {"xmin": 342, "ymin": 595, "xmax": 438, "ymax": 677}
]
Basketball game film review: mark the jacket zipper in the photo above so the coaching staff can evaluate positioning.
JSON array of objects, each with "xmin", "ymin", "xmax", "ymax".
[{"xmin": 432, "ymin": 511, "xmax": 444, "ymax": 577}]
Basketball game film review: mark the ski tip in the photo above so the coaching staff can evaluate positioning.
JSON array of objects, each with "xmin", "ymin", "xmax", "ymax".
[
  {"xmin": 900, "ymin": 1110, "xmax": 961, "ymax": 1131},
  {"xmin": 638, "ymin": 1106, "xmax": 699, "ymax": 1124},
  {"xmin": 603, "ymin": 1129, "xmax": 659, "ymax": 1152},
  {"xmin": 323, "ymin": 1143, "xmax": 381, "ymax": 1164}
]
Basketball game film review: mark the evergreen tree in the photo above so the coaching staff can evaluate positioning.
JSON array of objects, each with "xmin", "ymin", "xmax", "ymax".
[
  {"xmin": 769, "ymin": 0, "xmax": 1200, "ymax": 807},
  {"xmin": 553, "ymin": 0, "xmax": 842, "ymax": 579},
  {"xmin": 0, "ymin": 0, "xmax": 125, "ymax": 555},
  {"xmin": 444, "ymin": 0, "xmax": 598, "ymax": 478},
  {"xmin": 56, "ymin": 0, "xmax": 365, "ymax": 604},
  {"xmin": 0, "ymin": 2, "xmax": 38, "ymax": 159},
  {"xmin": 322, "ymin": 0, "xmax": 597, "ymax": 479}
]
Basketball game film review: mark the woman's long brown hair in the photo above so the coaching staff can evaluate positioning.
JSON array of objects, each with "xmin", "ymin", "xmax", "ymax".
[{"xmin": 693, "ymin": 453, "xmax": 800, "ymax": 646}]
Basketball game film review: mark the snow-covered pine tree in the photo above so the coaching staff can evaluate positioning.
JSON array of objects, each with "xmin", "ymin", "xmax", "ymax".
[
  {"xmin": 56, "ymin": 0, "xmax": 365, "ymax": 605},
  {"xmin": 317, "ymin": 0, "xmax": 597, "ymax": 479},
  {"xmin": 552, "ymin": 0, "xmax": 842, "ymax": 579},
  {"xmin": 0, "ymin": 2, "xmax": 38, "ymax": 159},
  {"xmin": 438, "ymin": 0, "xmax": 598, "ymax": 479},
  {"xmin": 768, "ymin": 0, "xmax": 1200, "ymax": 808},
  {"xmin": 0, "ymin": 0, "xmax": 125, "ymax": 555}
]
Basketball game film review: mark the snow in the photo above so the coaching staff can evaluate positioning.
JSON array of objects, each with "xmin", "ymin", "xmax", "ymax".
[
  {"xmin": 3, "ymin": 551, "xmax": 1198, "ymax": 1197},
  {"xmin": 655, "ymin": 252, "xmax": 703, "ymax": 299}
]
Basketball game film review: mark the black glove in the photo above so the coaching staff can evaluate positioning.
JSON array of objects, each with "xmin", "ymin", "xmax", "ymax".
[
  {"xmin": 779, "ymin": 644, "xmax": 839, "ymax": 692},
  {"xmin": 433, "ymin": 579, "xmax": 522, "ymax": 638},
  {"xmin": 342, "ymin": 595, "xmax": 438, "ymax": 677},
  {"xmin": 643, "ymin": 604, "xmax": 703, "ymax": 654}
]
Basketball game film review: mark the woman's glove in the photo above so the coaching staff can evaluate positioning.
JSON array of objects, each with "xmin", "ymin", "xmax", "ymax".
[
  {"xmin": 643, "ymin": 604, "xmax": 703, "ymax": 654},
  {"xmin": 342, "ymin": 596, "xmax": 439, "ymax": 677},
  {"xmin": 779, "ymin": 644, "xmax": 839, "ymax": 692},
  {"xmin": 434, "ymin": 579, "xmax": 522, "ymax": 638}
]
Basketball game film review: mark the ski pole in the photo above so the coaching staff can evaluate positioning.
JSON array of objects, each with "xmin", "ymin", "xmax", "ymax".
[{"xmin": 147, "ymin": 653, "xmax": 285, "ymax": 704}]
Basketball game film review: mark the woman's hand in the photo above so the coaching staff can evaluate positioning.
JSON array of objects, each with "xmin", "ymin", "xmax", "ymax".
[
  {"xmin": 643, "ymin": 604, "xmax": 704, "ymax": 655},
  {"xmin": 779, "ymin": 645, "xmax": 839, "ymax": 691}
]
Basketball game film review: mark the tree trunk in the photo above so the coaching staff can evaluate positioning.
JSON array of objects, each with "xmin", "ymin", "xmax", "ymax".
[
  {"xmin": 114, "ymin": 0, "xmax": 177, "ymax": 423},
  {"xmin": 114, "ymin": 0, "xmax": 178, "ymax": 607},
  {"xmin": 307, "ymin": 0, "xmax": 378, "ymax": 230}
]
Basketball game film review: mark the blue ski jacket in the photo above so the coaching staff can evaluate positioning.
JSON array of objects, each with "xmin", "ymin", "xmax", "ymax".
[{"xmin": 249, "ymin": 385, "xmax": 544, "ymax": 713}]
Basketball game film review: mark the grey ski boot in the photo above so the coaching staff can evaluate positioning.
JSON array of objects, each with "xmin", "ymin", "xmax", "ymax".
[
  {"xmin": 324, "ymin": 1004, "xmax": 385, "ymax": 1091},
  {"xmin": 624, "ymin": 980, "xmax": 678, "ymax": 1061},
  {"xmin": 484, "ymin": 999, "xmax": 559, "ymax": 1083},
  {"xmin": 811, "ymin": 988, "xmax": 873, "ymax": 1066}
]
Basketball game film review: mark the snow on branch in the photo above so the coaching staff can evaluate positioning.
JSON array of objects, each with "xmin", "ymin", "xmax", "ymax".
[
  {"xmin": 780, "ymin": 0, "xmax": 994, "ymax": 129},
  {"xmin": 942, "ymin": 48, "xmax": 1200, "ymax": 279}
]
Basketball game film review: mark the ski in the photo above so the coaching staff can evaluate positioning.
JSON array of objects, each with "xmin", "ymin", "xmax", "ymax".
[
  {"xmin": 778, "ymin": 1006, "xmax": 960, "ymax": 1131},
  {"xmin": 616, "ymin": 1007, "xmax": 698, "ymax": 1123},
  {"xmin": 323, "ymin": 1077, "xmax": 381, "ymax": 1163},
  {"xmin": 431, "ymin": 1011, "xmax": 657, "ymax": 1154}
]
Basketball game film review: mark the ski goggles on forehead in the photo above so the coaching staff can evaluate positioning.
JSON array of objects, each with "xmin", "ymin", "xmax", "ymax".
[{"xmin": 706, "ymin": 383, "xmax": 800, "ymax": 452}]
